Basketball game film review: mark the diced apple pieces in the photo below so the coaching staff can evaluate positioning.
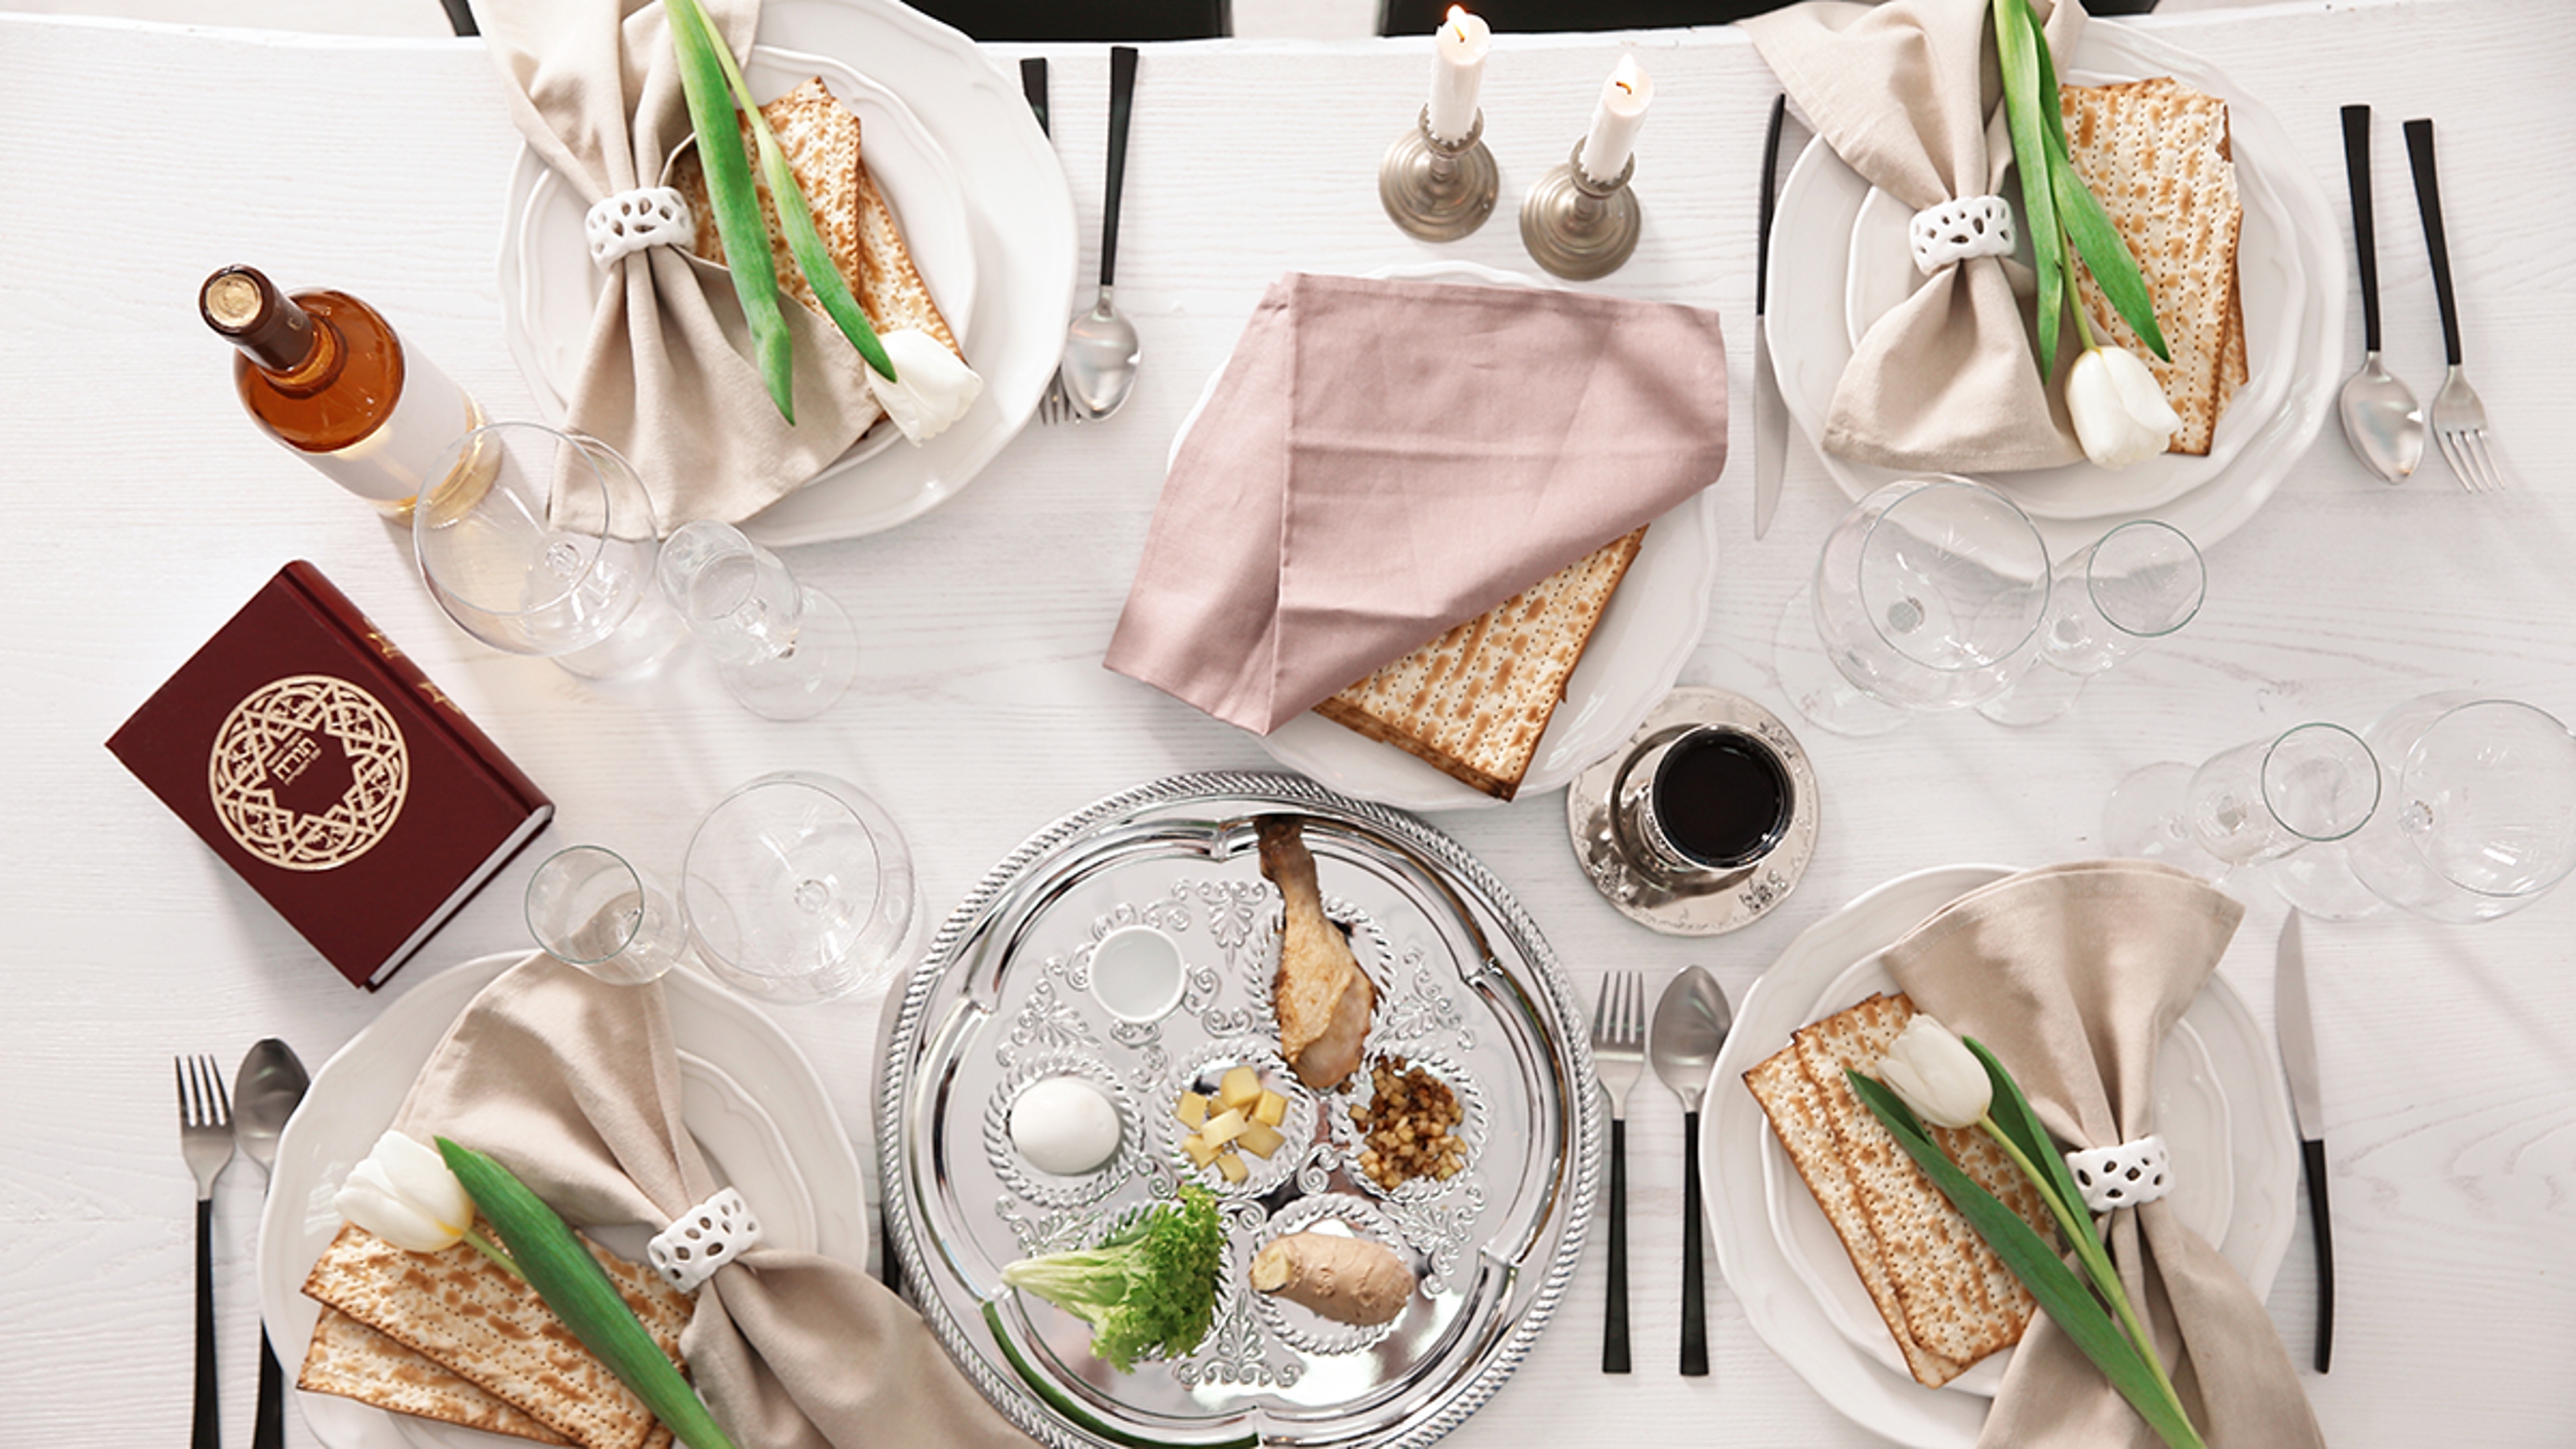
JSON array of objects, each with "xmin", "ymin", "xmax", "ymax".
[
  {"xmin": 1218, "ymin": 1066, "xmax": 1264, "ymax": 1114},
  {"xmin": 1181, "ymin": 1132, "xmax": 1220, "ymax": 1168},
  {"xmin": 1252, "ymin": 1089, "xmax": 1287, "ymax": 1127},
  {"xmin": 1202, "ymin": 1108, "xmax": 1249, "ymax": 1148},
  {"xmin": 1177, "ymin": 1091, "xmax": 1210, "ymax": 1130},
  {"xmin": 1238, "ymin": 1120, "xmax": 1285, "ymax": 1159},
  {"xmin": 1216, "ymin": 1151, "xmax": 1249, "ymax": 1184}
]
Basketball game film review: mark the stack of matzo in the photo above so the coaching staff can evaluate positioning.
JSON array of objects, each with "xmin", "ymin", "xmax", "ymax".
[
  {"xmin": 2059, "ymin": 77, "xmax": 2246, "ymax": 457},
  {"xmin": 672, "ymin": 77, "xmax": 964, "ymax": 360},
  {"xmin": 298, "ymin": 1223, "xmax": 695, "ymax": 1449},
  {"xmin": 1743, "ymin": 993, "xmax": 2053, "ymax": 1387},
  {"xmin": 1313, "ymin": 527, "xmax": 1648, "ymax": 800}
]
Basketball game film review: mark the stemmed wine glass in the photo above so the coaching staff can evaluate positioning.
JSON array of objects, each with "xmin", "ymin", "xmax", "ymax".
[
  {"xmin": 1774, "ymin": 476, "xmax": 2053, "ymax": 737},
  {"xmin": 680, "ymin": 771, "xmax": 920, "ymax": 1005},
  {"xmin": 525, "ymin": 845, "xmax": 690, "ymax": 985},
  {"xmin": 657, "ymin": 521, "xmax": 858, "ymax": 720},
  {"xmin": 2105, "ymin": 722, "xmax": 2381, "ymax": 879},
  {"xmin": 413, "ymin": 421, "xmax": 682, "ymax": 678},
  {"xmin": 1979, "ymin": 520, "xmax": 2206, "ymax": 727},
  {"xmin": 2338, "ymin": 694, "xmax": 2576, "ymax": 922}
]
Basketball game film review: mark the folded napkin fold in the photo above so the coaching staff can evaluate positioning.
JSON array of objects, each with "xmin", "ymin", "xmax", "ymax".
[
  {"xmin": 475, "ymin": 0, "xmax": 880, "ymax": 527},
  {"xmin": 1104, "ymin": 272, "xmax": 1727, "ymax": 735},
  {"xmin": 1742, "ymin": 0, "xmax": 2088, "ymax": 473},
  {"xmin": 1880, "ymin": 861, "xmax": 2324, "ymax": 1449},
  {"xmin": 392, "ymin": 953, "xmax": 1025, "ymax": 1449}
]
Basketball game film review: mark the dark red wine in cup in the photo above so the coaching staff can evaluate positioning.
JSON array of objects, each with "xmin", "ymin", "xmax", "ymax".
[{"xmin": 1652, "ymin": 729, "xmax": 1792, "ymax": 869}]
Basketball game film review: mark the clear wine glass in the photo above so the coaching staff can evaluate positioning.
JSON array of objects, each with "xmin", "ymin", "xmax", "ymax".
[
  {"xmin": 525, "ymin": 845, "xmax": 689, "ymax": 985},
  {"xmin": 413, "ymin": 421, "xmax": 681, "ymax": 678},
  {"xmin": 1774, "ymin": 476, "xmax": 2052, "ymax": 736},
  {"xmin": 2341, "ymin": 695, "xmax": 2576, "ymax": 922},
  {"xmin": 657, "ymin": 521, "xmax": 858, "ymax": 721},
  {"xmin": 680, "ymin": 771, "xmax": 920, "ymax": 1005},
  {"xmin": 2106, "ymin": 722, "xmax": 2381, "ymax": 877},
  {"xmin": 1980, "ymin": 520, "xmax": 2206, "ymax": 727}
]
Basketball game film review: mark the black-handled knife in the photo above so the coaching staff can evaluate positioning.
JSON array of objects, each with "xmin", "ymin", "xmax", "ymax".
[
  {"xmin": 2275, "ymin": 912, "xmax": 2334, "ymax": 1372},
  {"xmin": 1752, "ymin": 93, "xmax": 1790, "ymax": 541},
  {"xmin": 1020, "ymin": 56, "xmax": 1049, "ymax": 137}
]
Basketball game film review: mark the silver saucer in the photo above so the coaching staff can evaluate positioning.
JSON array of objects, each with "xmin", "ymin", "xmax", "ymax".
[{"xmin": 1566, "ymin": 688, "xmax": 1821, "ymax": 935}]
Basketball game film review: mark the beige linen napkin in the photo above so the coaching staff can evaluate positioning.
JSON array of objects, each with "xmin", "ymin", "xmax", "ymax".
[
  {"xmin": 394, "ymin": 953, "xmax": 1026, "ymax": 1449},
  {"xmin": 472, "ymin": 0, "xmax": 881, "ymax": 527},
  {"xmin": 1104, "ymin": 272, "xmax": 1727, "ymax": 735},
  {"xmin": 1880, "ymin": 861, "xmax": 2324, "ymax": 1449},
  {"xmin": 1741, "ymin": 0, "xmax": 2086, "ymax": 472}
]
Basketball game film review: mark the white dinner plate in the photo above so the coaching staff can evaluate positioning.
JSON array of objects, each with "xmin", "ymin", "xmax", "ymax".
[
  {"xmin": 506, "ymin": 44, "xmax": 978, "ymax": 480},
  {"xmin": 258, "ymin": 951, "xmax": 871, "ymax": 1449},
  {"xmin": 1764, "ymin": 936, "xmax": 2235, "ymax": 1395},
  {"xmin": 1703, "ymin": 865, "xmax": 2298, "ymax": 1448},
  {"xmin": 1769, "ymin": 23, "xmax": 2341, "ymax": 555},
  {"xmin": 1169, "ymin": 261, "xmax": 1722, "ymax": 815},
  {"xmin": 496, "ymin": 0, "xmax": 1077, "ymax": 547}
]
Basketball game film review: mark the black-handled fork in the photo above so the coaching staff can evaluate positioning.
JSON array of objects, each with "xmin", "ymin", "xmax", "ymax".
[
  {"xmin": 1590, "ymin": 972, "xmax": 1645, "ymax": 1373},
  {"xmin": 177, "ymin": 1056, "xmax": 234, "ymax": 1449}
]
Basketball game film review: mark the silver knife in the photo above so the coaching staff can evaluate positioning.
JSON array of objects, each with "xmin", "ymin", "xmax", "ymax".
[
  {"xmin": 2275, "ymin": 911, "xmax": 2334, "ymax": 1373},
  {"xmin": 1753, "ymin": 93, "xmax": 1790, "ymax": 541}
]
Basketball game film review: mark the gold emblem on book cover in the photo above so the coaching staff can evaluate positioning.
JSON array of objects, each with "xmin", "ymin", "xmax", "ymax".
[{"xmin": 208, "ymin": 674, "xmax": 409, "ymax": 871}]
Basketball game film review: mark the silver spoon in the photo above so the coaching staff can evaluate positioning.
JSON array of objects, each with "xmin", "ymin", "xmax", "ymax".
[
  {"xmin": 1061, "ymin": 46, "xmax": 1141, "ymax": 421},
  {"xmin": 1650, "ymin": 966, "xmax": 1735, "ymax": 1378},
  {"xmin": 235, "ymin": 1038, "xmax": 311, "ymax": 1449},
  {"xmin": 2337, "ymin": 104, "xmax": 2424, "ymax": 483}
]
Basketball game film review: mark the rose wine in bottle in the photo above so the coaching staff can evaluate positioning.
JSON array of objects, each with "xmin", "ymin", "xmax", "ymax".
[{"xmin": 201, "ymin": 265, "xmax": 484, "ymax": 517}]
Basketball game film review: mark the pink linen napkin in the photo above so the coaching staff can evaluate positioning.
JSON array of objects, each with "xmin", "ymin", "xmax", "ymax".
[
  {"xmin": 394, "ymin": 953, "xmax": 1026, "ymax": 1449},
  {"xmin": 1104, "ymin": 272, "xmax": 1728, "ymax": 735},
  {"xmin": 472, "ymin": 0, "xmax": 882, "ymax": 527},
  {"xmin": 1741, "ymin": 0, "xmax": 2088, "ymax": 472},
  {"xmin": 1880, "ymin": 862, "xmax": 2325, "ymax": 1449}
]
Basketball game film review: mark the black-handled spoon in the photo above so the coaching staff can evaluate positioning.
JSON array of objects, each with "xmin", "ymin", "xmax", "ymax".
[
  {"xmin": 2336, "ymin": 104, "xmax": 2423, "ymax": 482},
  {"xmin": 1061, "ymin": 47, "xmax": 1142, "ymax": 420}
]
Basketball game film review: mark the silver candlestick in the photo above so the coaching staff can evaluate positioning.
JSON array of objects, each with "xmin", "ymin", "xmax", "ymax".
[
  {"xmin": 1379, "ymin": 105, "xmax": 1499, "ymax": 241},
  {"xmin": 1519, "ymin": 142, "xmax": 1642, "ymax": 280}
]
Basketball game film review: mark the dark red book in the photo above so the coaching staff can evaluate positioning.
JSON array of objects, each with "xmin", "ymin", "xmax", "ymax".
[{"xmin": 108, "ymin": 561, "xmax": 553, "ymax": 989}]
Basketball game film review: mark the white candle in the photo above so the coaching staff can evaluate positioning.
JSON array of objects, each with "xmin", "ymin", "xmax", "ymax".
[
  {"xmin": 1576, "ymin": 54, "xmax": 1654, "ymax": 184},
  {"xmin": 1426, "ymin": 6, "xmax": 1491, "ymax": 145}
]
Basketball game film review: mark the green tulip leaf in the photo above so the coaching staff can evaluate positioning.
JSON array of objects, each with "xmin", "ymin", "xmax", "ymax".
[
  {"xmin": 1845, "ymin": 1071, "xmax": 2208, "ymax": 1449},
  {"xmin": 2045, "ymin": 113, "xmax": 2171, "ymax": 362},
  {"xmin": 666, "ymin": 0, "xmax": 795, "ymax": 420},
  {"xmin": 1994, "ymin": 0, "xmax": 2063, "ymax": 376}
]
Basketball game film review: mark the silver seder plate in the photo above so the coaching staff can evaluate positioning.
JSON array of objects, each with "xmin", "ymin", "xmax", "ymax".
[{"xmin": 878, "ymin": 771, "xmax": 1602, "ymax": 1449}]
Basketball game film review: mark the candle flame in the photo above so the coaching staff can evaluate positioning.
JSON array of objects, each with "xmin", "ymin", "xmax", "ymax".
[
  {"xmin": 1612, "ymin": 54, "xmax": 1642, "ymax": 95},
  {"xmin": 1444, "ymin": 5, "xmax": 1468, "ymax": 40}
]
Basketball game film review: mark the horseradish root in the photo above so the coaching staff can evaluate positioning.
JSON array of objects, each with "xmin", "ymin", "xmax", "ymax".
[{"xmin": 1248, "ymin": 1231, "xmax": 1414, "ymax": 1327}]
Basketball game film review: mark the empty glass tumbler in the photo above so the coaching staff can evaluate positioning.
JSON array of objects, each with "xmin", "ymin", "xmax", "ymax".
[
  {"xmin": 657, "ymin": 520, "xmax": 858, "ymax": 720},
  {"xmin": 2106, "ymin": 722, "xmax": 2381, "ymax": 875},
  {"xmin": 525, "ymin": 845, "xmax": 690, "ymax": 985},
  {"xmin": 1980, "ymin": 520, "xmax": 2206, "ymax": 726}
]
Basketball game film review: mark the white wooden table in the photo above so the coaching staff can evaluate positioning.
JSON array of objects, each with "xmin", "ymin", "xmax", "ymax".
[{"xmin": 4, "ymin": 2, "xmax": 2572, "ymax": 1445}]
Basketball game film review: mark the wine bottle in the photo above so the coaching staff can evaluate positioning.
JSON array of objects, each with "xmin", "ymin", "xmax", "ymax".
[{"xmin": 200, "ymin": 265, "xmax": 484, "ymax": 516}]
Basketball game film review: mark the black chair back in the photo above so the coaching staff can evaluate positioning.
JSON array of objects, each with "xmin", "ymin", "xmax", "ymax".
[{"xmin": 901, "ymin": 0, "xmax": 1229, "ymax": 40}]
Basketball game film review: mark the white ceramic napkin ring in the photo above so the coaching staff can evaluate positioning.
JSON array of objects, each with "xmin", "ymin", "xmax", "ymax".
[
  {"xmin": 648, "ymin": 1186, "xmax": 761, "ymax": 1292},
  {"xmin": 1909, "ymin": 194, "xmax": 2017, "ymax": 276},
  {"xmin": 2064, "ymin": 1134, "xmax": 2174, "ymax": 1212},
  {"xmin": 586, "ymin": 186, "xmax": 693, "ymax": 270}
]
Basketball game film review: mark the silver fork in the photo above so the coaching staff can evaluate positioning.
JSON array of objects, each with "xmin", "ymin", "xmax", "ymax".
[
  {"xmin": 1591, "ymin": 970, "xmax": 1646, "ymax": 1374},
  {"xmin": 2404, "ymin": 117, "xmax": 2505, "ymax": 492},
  {"xmin": 178, "ymin": 1055, "xmax": 233, "ymax": 1449}
]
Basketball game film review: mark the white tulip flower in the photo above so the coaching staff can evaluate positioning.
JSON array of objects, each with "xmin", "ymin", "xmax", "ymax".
[
  {"xmin": 1875, "ymin": 1015, "xmax": 1992, "ymax": 1129},
  {"xmin": 2065, "ymin": 345, "xmax": 2182, "ymax": 470},
  {"xmin": 335, "ymin": 1130, "xmax": 476, "ymax": 1252},
  {"xmin": 865, "ymin": 329, "xmax": 983, "ymax": 443}
]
